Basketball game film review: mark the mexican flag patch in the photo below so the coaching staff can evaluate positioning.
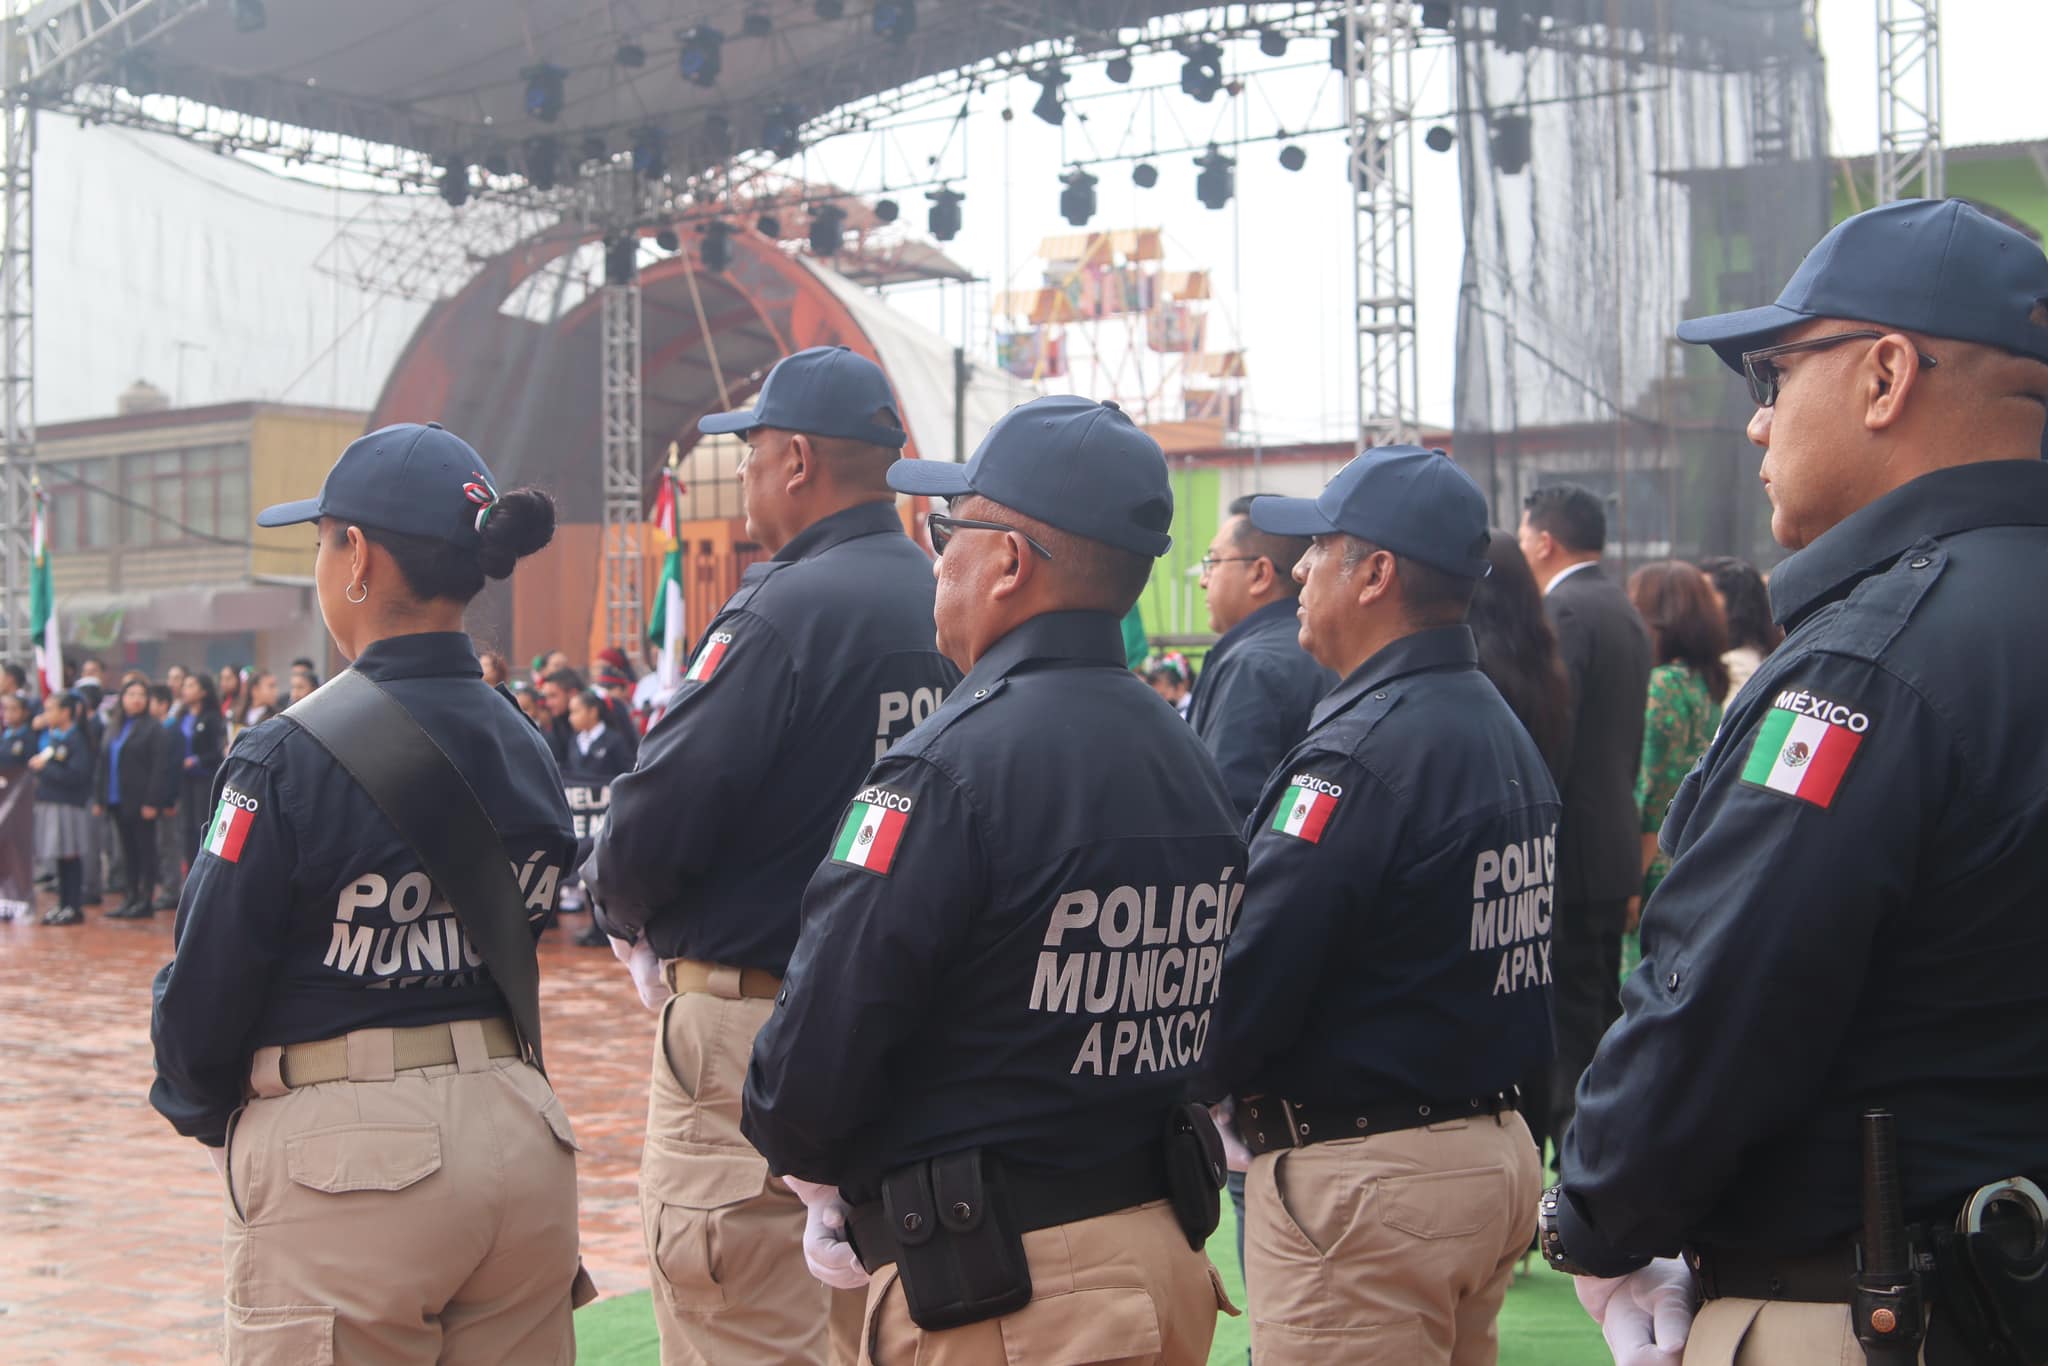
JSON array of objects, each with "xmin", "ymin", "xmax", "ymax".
[
  {"xmin": 1740, "ymin": 696, "xmax": 1867, "ymax": 808},
  {"xmin": 684, "ymin": 631, "xmax": 733, "ymax": 682},
  {"xmin": 205, "ymin": 789, "xmax": 258, "ymax": 863},
  {"xmin": 831, "ymin": 787, "xmax": 911, "ymax": 874},
  {"xmin": 1271, "ymin": 775, "xmax": 1341, "ymax": 843}
]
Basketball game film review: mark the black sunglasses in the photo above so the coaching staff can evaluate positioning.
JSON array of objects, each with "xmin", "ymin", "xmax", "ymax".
[
  {"xmin": 926, "ymin": 512, "xmax": 1054, "ymax": 560},
  {"xmin": 1739, "ymin": 330, "xmax": 1939, "ymax": 408}
]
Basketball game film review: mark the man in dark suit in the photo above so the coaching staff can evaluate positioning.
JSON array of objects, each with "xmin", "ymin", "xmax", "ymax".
[
  {"xmin": 1188, "ymin": 494, "xmax": 1337, "ymax": 822},
  {"xmin": 1518, "ymin": 484, "xmax": 1650, "ymax": 1152}
]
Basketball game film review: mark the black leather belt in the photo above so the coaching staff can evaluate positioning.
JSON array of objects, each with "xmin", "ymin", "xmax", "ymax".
[
  {"xmin": 1689, "ymin": 1241, "xmax": 1864, "ymax": 1304},
  {"xmin": 1233, "ymin": 1088, "xmax": 1520, "ymax": 1157},
  {"xmin": 848, "ymin": 1145, "xmax": 1170, "ymax": 1273}
]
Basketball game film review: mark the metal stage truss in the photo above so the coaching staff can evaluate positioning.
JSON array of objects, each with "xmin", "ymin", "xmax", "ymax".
[
  {"xmin": 0, "ymin": 0, "xmax": 1932, "ymax": 650},
  {"xmin": 1877, "ymin": 0, "xmax": 1943, "ymax": 203}
]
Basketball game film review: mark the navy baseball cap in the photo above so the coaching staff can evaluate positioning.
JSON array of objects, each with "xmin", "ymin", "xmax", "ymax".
[
  {"xmin": 886, "ymin": 395, "xmax": 1173, "ymax": 558},
  {"xmin": 1248, "ymin": 445, "xmax": 1491, "ymax": 579},
  {"xmin": 699, "ymin": 345, "xmax": 907, "ymax": 447},
  {"xmin": 1678, "ymin": 198, "xmax": 2048, "ymax": 373},
  {"xmin": 256, "ymin": 421, "xmax": 501, "ymax": 551}
]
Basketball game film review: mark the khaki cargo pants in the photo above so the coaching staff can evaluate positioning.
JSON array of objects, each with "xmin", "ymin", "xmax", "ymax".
[
  {"xmin": 221, "ymin": 1023, "xmax": 584, "ymax": 1364},
  {"xmin": 1244, "ymin": 1110, "xmax": 1542, "ymax": 1365},
  {"xmin": 1684, "ymin": 1298, "xmax": 1933, "ymax": 1364},
  {"xmin": 642, "ymin": 974, "xmax": 863, "ymax": 1365},
  {"xmin": 860, "ymin": 1199, "xmax": 1234, "ymax": 1365}
]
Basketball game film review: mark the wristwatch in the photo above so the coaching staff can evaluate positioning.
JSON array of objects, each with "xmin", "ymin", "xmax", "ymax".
[{"xmin": 1537, "ymin": 1184, "xmax": 1594, "ymax": 1276}]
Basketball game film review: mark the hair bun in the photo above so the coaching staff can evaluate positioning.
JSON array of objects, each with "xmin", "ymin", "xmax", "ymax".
[{"xmin": 477, "ymin": 487, "xmax": 557, "ymax": 579}]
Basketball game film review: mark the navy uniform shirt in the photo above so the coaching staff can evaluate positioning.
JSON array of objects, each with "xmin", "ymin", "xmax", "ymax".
[
  {"xmin": 593, "ymin": 501, "xmax": 960, "ymax": 974},
  {"xmin": 1, "ymin": 723, "xmax": 33, "ymax": 771},
  {"xmin": 1558, "ymin": 461, "xmax": 2048, "ymax": 1272},
  {"xmin": 1207, "ymin": 625, "xmax": 1560, "ymax": 1107},
  {"xmin": 1186, "ymin": 598, "xmax": 1337, "ymax": 822},
  {"xmin": 742, "ymin": 611, "xmax": 1247, "ymax": 1193},
  {"xmin": 149, "ymin": 632, "xmax": 577, "ymax": 1147}
]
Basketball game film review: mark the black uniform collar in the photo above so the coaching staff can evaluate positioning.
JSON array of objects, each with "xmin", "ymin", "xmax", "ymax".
[
  {"xmin": 961, "ymin": 610, "xmax": 1126, "ymax": 691},
  {"xmin": 349, "ymin": 631, "xmax": 483, "ymax": 683},
  {"xmin": 1312, "ymin": 624, "xmax": 1477, "ymax": 727},
  {"xmin": 1769, "ymin": 460, "xmax": 2048, "ymax": 628},
  {"xmin": 775, "ymin": 500, "xmax": 905, "ymax": 563},
  {"xmin": 1213, "ymin": 598, "xmax": 1300, "ymax": 655}
]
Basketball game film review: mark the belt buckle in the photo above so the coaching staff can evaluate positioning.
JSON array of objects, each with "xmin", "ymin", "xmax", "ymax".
[{"xmin": 1279, "ymin": 1098, "xmax": 1303, "ymax": 1148}]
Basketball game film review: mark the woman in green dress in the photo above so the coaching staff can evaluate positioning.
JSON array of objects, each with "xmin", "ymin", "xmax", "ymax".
[{"xmin": 1624, "ymin": 561, "xmax": 1730, "ymax": 973}]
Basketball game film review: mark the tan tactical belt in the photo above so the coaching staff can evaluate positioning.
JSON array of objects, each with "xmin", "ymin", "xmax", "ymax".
[
  {"xmin": 266, "ymin": 1015, "xmax": 522, "ymax": 1091},
  {"xmin": 663, "ymin": 957, "xmax": 783, "ymax": 1001}
]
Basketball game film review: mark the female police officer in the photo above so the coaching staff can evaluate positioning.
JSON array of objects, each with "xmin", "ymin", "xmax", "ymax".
[{"xmin": 150, "ymin": 421, "xmax": 589, "ymax": 1364}]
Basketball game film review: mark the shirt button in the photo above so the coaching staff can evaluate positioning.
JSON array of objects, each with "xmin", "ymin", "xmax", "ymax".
[
  {"xmin": 1374, "ymin": 692, "xmax": 1388, "ymax": 700},
  {"xmin": 1908, "ymin": 556, "xmax": 1931, "ymax": 569},
  {"xmin": 973, "ymin": 689, "xmax": 989, "ymax": 699},
  {"xmin": 1666, "ymin": 971, "xmax": 1680, "ymax": 990}
]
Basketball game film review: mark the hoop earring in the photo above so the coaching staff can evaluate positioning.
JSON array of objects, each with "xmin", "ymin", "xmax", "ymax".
[{"xmin": 345, "ymin": 580, "xmax": 368, "ymax": 605}]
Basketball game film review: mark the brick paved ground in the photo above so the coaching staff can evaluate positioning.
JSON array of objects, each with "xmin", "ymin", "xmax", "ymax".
[{"xmin": 0, "ymin": 899, "xmax": 655, "ymax": 1364}]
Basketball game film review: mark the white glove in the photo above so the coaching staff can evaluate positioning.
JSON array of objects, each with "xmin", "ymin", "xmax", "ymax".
[
  {"xmin": 1209, "ymin": 1101, "xmax": 1253, "ymax": 1174},
  {"xmin": 611, "ymin": 936, "xmax": 669, "ymax": 1011},
  {"xmin": 1575, "ymin": 1257, "xmax": 1696, "ymax": 1366},
  {"xmin": 784, "ymin": 1176, "xmax": 871, "ymax": 1291}
]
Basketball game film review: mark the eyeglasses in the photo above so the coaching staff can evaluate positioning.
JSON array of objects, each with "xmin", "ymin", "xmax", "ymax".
[
  {"xmin": 926, "ymin": 512, "xmax": 1054, "ymax": 560},
  {"xmin": 1739, "ymin": 330, "xmax": 1939, "ymax": 409},
  {"xmin": 1197, "ymin": 554, "xmax": 1262, "ymax": 577}
]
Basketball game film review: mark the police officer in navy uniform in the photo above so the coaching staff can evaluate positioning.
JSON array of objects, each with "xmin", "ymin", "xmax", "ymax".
[
  {"xmin": 592, "ymin": 346, "xmax": 960, "ymax": 1366},
  {"xmin": 1538, "ymin": 200, "xmax": 2048, "ymax": 1366},
  {"xmin": 1205, "ymin": 447, "xmax": 1559, "ymax": 1365},
  {"xmin": 150, "ymin": 422, "xmax": 589, "ymax": 1364},
  {"xmin": 743, "ymin": 395, "xmax": 1243, "ymax": 1366}
]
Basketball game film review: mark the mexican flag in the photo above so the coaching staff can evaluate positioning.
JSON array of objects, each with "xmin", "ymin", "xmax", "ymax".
[
  {"xmin": 646, "ymin": 466, "xmax": 686, "ymax": 691},
  {"xmin": 831, "ymin": 794, "xmax": 908, "ymax": 874},
  {"xmin": 29, "ymin": 483, "xmax": 58, "ymax": 695},
  {"xmin": 205, "ymin": 797, "xmax": 256, "ymax": 863},
  {"xmin": 1271, "ymin": 780, "xmax": 1338, "ymax": 843},
  {"xmin": 1741, "ymin": 705, "xmax": 1862, "ymax": 808}
]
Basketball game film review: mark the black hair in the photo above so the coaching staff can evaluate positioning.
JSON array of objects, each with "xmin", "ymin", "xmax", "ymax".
[
  {"xmin": 290, "ymin": 657, "xmax": 316, "ymax": 673},
  {"xmin": 349, "ymin": 487, "xmax": 557, "ymax": 604},
  {"xmin": 1344, "ymin": 538, "xmax": 1478, "ymax": 624},
  {"xmin": 1697, "ymin": 555, "xmax": 1780, "ymax": 656},
  {"xmin": 572, "ymin": 688, "xmax": 605, "ymax": 713},
  {"xmin": 1522, "ymin": 484, "xmax": 1606, "ymax": 555},
  {"xmin": 48, "ymin": 691, "xmax": 79, "ymax": 720},
  {"xmin": 541, "ymin": 668, "xmax": 585, "ymax": 692},
  {"xmin": 1, "ymin": 662, "xmax": 24, "ymax": 689},
  {"xmin": 188, "ymin": 674, "xmax": 220, "ymax": 713},
  {"xmin": 1225, "ymin": 493, "xmax": 1311, "ymax": 596},
  {"xmin": 149, "ymin": 684, "xmax": 174, "ymax": 706},
  {"xmin": 1468, "ymin": 532, "xmax": 1572, "ymax": 775}
]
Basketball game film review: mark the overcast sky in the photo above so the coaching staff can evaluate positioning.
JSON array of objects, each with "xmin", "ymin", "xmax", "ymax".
[{"xmin": 32, "ymin": 1, "xmax": 2046, "ymax": 443}]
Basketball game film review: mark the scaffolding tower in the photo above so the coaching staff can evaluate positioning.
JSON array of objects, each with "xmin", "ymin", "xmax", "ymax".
[
  {"xmin": 1340, "ymin": 2, "xmax": 1422, "ymax": 449},
  {"xmin": 1876, "ymin": 0, "xmax": 1943, "ymax": 202}
]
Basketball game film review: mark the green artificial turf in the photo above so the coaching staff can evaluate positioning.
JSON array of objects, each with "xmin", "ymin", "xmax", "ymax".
[{"xmin": 574, "ymin": 1197, "xmax": 1611, "ymax": 1364}]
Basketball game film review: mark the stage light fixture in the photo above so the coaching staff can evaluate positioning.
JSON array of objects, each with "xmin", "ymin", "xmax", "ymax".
[
  {"xmin": 814, "ymin": 0, "xmax": 845, "ymax": 16},
  {"xmin": 809, "ymin": 203, "xmax": 848, "ymax": 256},
  {"xmin": 1132, "ymin": 161, "xmax": 1158, "ymax": 188},
  {"xmin": 615, "ymin": 41, "xmax": 646, "ymax": 67},
  {"xmin": 679, "ymin": 25, "xmax": 724, "ymax": 86},
  {"xmin": 1421, "ymin": 1, "xmax": 1454, "ymax": 29},
  {"xmin": 1030, "ymin": 65, "xmax": 1066, "ymax": 127},
  {"xmin": 483, "ymin": 147, "xmax": 511, "ymax": 177},
  {"xmin": 742, "ymin": 10, "xmax": 772, "ymax": 38},
  {"xmin": 1424, "ymin": 124, "xmax": 1456, "ymax": 153},
  {"xmin": 763, "ymin": 104, "xmax": 803, "ymax": 160},
  {"xmin": 927, "ymin": 187, "xmax": 963, "ymax": 242},
  {"xmin": 522, "ymin": 63, "xmax": 567, "ymax": 122},
  {"xmin": 1258, "ymin": 28, "xmax": 1287, "ymax": 58},
  {"xmin": 872, "ymin": 1, "xmax": 916, "ymax": 44},
  {"xmin": 605, "ymin": 235, "xmax": 637, "ymax": 286},
  {"xmin": 439, "ymin": 163, "xmax": 471, "ymax": 208},
  {"xmin": 1328, "ymin": 21, "xmax": 1354, "ymax": 72},
  {"xmin": 1278, "ymin": 144, "xmax": 1306, "ymax": 172},
  {"xmin": 523, "ymin": 136, "xmax": 560, "ymax": 190},
  {"xmin": 655, "ymin": 227, "xmax": 681, "ymax": 252},
  {"xmin": 233, "ymin": 0, "xmax": 266, "ymax": 33},
  {"xmin": 1180, "ymin": 42, "xmax": 1224, "ymax": 103},
  {"xmin": 757, "ymin": 213, "xmax": 783, "ymax": 238},
  {"xmin": 702, "ymin": 220, "xmax": 734, "ymax": 272},
  {"xmin": 1194, "ymin": 144, "xmax": 1234, "ymax": 210},
  {"xmin": 874, "ymin": 198, "xmax": 901, "ymax": 223},
  {"xmin": 1490, "ymin": 112, "xmax": 1531, "ymax": 175},
  {"xmin": 631, "ymin": 125, "xmax": 666, "ymax": 179},
  {"xmin": 1105, "ymin": 52, "xmax": 1133, "ymax": 84},
  {"xmin": 1059, "ymin": 169, "xmax": 1098, "ymax": 227}
]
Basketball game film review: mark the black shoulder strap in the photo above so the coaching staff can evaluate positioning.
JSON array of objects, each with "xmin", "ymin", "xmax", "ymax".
[{"xmin": 284, "ymin": 669, "xmax": 546, "ymax": 1074}]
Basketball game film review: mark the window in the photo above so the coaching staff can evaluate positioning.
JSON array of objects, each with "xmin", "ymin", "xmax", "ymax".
[
  {"xmin": 40, "ymin": 458, "xmax": 113, "ymax": 550},
  {"xmin": 119, "ymin": 442, "xmax": 250, "ymax": 545}
]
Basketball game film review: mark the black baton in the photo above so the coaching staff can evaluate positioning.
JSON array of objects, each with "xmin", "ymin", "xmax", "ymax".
[{"xmin": 1853, "ymin": 1108, "xmax": 1926, "ymax": 1365}]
